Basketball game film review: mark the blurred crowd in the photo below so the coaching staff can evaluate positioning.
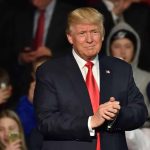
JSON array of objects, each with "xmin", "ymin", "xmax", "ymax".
[{"xmin": 0, "ymin": 0, "xmax": 150, "ymax": 149}]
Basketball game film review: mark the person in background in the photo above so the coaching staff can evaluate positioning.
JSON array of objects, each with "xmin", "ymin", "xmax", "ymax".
[
  {"xmin": 0, "ymin": 68, "xmax": 13, "ymax": 110},
  {"xmin": 16, "ymin": 56, "xmax": 51, "ymax": 148},
  {"xmin": 106, "ymin": 22, "xmax": 150, "ymax": 150},
  {"xmin": 34, "ymin": 7, "xmax": 147, "ymax": 150},
  {"xmin": 93, "ymin": 0, "xmax": 150, "ymax": 72},
  {"xmin": 8, "ymin": 0, "xmax": 76, "ymax": 104},
  {"xmin": 0, "ymin": 109, "xmax": 27, "ymax": 150},
  {"xmin": 106, "ymin": 22, "xmax": 150, "ymax": 126},
  {"xmin": 13, "ymin": 0, "xmax": 75, "ymax": 64}
]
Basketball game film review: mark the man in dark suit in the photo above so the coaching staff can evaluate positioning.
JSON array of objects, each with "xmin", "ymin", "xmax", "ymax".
[
  {"xmin": 12, "ymin": 0, "xmax": 75, "ymax": 64},
  {"xmin": 93, "ymin": 0, "xmax": 150, "ymax": 72},
  {"xmin": 8, "ymin": 0, "xmax": 76, "ymax": 102},
  {"xmin": 34, "ymin": 7, "xmax": 148, "ymax": 150}
]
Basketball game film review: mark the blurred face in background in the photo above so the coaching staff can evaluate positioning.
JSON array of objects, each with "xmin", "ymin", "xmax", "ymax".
[
  {"xmin": 32, "ymin": 0, "xmax": 52, "ymax": 9},
  {"xmin": 110, "ymin": 38, "xmax": 134, "ymax": 63},
  {"xmin": 0, "ymin": 117, "xmax": 19, "ymax": 144}
]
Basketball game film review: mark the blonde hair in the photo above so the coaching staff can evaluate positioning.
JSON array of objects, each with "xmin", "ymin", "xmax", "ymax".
[
  {"xmin": 66, "ymin": 7, "xmax": 105, "ymax": 38},
  {"xmin": 0, "ymin": 109, "xmax": 27, "ymax": 150}
]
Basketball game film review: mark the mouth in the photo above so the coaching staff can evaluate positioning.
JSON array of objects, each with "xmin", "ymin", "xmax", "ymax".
[{"xmin": 86, "ymin": 45, "xmax": 95, "ymax": 50}]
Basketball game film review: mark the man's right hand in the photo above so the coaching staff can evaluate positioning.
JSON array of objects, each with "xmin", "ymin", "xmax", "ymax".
[{"xmin": 90, "ymin": 97, "xmax": 120, "ymax": 129}]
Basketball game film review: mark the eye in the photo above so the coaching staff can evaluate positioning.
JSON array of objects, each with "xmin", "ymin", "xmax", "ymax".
[
  {"xmin": 93, "ymin": 30, "xmax": 98, "ymax": 33},
  {"xmin": 80, "ymin": 32, "xmax": 84, "ymax": 34},
  {"xmin": 125, "ymin": 45, "xmax": 132, "ymax": 49},
  {"xmin": 79, "ymin": 32, "xmax": 85, "ymax": 35},
  {"xmin": 92, "ymin": 30, "xmax": 100, "ymax": 34},
  {"xmin": 9, "ymin": 126, "xmax": 18, "ymax": 132},
  {"xmin": 77, "ymin": 31, "xmax": 86, "ymax": 37}
]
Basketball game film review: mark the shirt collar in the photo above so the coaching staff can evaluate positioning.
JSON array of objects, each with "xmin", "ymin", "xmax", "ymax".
[{"xmin": 72, "ymin": 49, "xmax": 99, "ymax": 69}]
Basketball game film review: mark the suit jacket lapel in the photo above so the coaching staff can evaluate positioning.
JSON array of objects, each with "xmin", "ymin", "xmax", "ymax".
[
  {"xmin": 65, "ymin": 55, "xmax": 93, "ymax": 115},
  {"xmin": 99, "ymin": 56, "xmax": 113, "ymax": 104}
]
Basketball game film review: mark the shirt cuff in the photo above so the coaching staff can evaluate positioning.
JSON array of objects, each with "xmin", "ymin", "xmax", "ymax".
[{"xmin": 88, "ymin": 116, "xmax": 95, "ymax": 136}]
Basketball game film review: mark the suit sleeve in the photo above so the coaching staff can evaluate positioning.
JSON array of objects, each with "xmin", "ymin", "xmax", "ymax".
[{"xmin": 108, "ymin": 65, "xmax": 148, "ymax": 131}]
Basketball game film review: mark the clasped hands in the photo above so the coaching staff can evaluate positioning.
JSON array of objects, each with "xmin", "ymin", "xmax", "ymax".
[
  {"xmin": 19, "ymin": 46, "xmax": 52, "ymax": 64},
  {"xmin": 90, "ymin": 97, "xmax": 121, "ymax": 129}
]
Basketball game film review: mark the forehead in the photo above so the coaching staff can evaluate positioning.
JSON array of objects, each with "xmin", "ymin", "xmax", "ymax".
[
  {"xmin": 0, "ymin": 117, "xmax": 18, "ymax": 128},
  {"xmin": 112, "ymin": 38, "xmax": 133, "ymax": 44},
  {"xmin": 71, "ymin": 23, "xmax": 99, "ymax": 31}
]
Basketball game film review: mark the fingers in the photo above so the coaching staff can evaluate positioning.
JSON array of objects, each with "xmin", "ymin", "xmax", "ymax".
[
  {"xmin": 103, "ymin": 108, "xmax": 119, "ymax": 120},
  {"xmin": 0, "ymin": 88, "xmax": 12, "ymax": 102},
  {"xmin": 36, "ymin": 46, "xmax": 52, "ymax": 57},
  {"xmin": 91, "ymin": 97, "xmax": 121, "ymax": 128},
  {"xmin": 5, "ymin": 139, "xmax": 22, "ymax": 150},
  {"xmin": 19, "ymin": 51, "xmax": 37, "ymax": 63},
  {"xmin": 101, "ymin": 97, "xmax": 120, "ymax": 120},
  {"xmin": 98, "ymin": 97, "xmax": 120, "ymax": 120}
]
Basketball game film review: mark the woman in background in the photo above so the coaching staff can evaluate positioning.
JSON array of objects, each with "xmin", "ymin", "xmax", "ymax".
[{"xmin": 0, "ymin": 109, "xmax": 27, "ymax": 150}]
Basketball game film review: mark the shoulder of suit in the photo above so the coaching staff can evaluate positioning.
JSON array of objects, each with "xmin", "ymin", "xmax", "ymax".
[
  {"xmin": 101, "ymin": 55, "xmax": 128, "ymax": 64},
  {"xmin": 40, "ymin": 56, "xmax": 66, "ymax": 69},
  {"xmin": 100, "ymin": 55, "xmax": 131, "ymax": 69},
  {"xmin": 36, "ymin": 57, "xmax": 66, "ymax": 78}
]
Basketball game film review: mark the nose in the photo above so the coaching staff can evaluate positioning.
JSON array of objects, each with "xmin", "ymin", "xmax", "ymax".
[
  {"xmin": 86, "ymin": 32, "xmax": 93, "ymax": 43},
  {"xmin": 120, "ymin": 47, "xmax": 126, "ymax": 55},
  {"xmin": 2, "ymin": 130, "xmax": 9, "ymax": 143}
]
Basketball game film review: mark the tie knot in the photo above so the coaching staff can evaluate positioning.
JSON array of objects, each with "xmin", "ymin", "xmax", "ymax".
[{"xmin": 85, "ymin": 61, "xmax": 94, "ymax": 69}]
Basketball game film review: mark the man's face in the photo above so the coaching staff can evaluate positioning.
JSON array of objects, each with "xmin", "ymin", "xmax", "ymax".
[
  {"xmin": 67, "ymin": 23, "xmax": 103, "ymax": 61},
  {"xmin": 32, "ymin": 0, "xmax": 52, "ymax": 9}
]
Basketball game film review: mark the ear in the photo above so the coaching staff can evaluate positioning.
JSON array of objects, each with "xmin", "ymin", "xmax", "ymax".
[
  {"xmin": 67, "ymin": 34, "xmax": 73, "ymax": 44},
  {"xmin": 102, "ymin": 37, "xmax": 104, "ymax": 41}
]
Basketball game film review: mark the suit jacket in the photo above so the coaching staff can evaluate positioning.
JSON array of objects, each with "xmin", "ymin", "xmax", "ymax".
[
  {"xmin": 34, "ymin": 53, "xmax": 148, "ymax": 150},
  {"xmin": 95, "ymin": 2, "xmax": 150, "ymax": 72}
]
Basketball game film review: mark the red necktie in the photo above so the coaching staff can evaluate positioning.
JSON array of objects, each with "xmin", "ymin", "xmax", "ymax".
[
  {"xmin": 85, "ymin": 61, "xmax": 100, "ymax": 150},
  {"xmin": 33, "ymin": 10, "xmax": 45, "ymax": 50}
]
